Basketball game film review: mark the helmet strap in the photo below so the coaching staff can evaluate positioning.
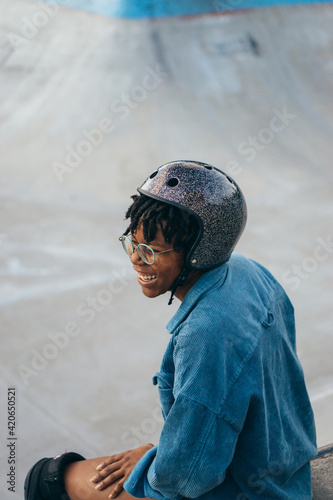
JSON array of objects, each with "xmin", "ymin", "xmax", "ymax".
[{"xmin": 168, "ymin": 268, "xmax": 191, "ymax": 305}]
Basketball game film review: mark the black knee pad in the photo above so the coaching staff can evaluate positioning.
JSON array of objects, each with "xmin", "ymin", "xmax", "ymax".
[{"xmin": 24, "ymin": 452, "xmax": 86, "ymax": 500}]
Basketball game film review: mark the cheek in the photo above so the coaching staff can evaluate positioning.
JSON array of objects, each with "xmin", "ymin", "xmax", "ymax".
[
  {"xmin": 174, "ymin": 252, "xmax": 185, "ymax": 273},
  {"xmin": 161, "ymin": 254, "xmax": 184, "ymax": 281}
]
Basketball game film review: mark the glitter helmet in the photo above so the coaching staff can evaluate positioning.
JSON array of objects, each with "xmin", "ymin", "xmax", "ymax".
[{"xmin": 138, "ymin": 160, "xmax": 247, "ymax": 271}]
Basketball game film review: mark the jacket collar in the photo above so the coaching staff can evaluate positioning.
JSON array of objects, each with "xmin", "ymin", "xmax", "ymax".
[{"xmin": 166, "ymin": 261, "xmax": 229, "ymax": 333}]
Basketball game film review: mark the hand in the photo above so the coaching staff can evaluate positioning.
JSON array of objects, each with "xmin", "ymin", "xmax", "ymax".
[{"xmin": 90, "ymin": 443, "xmax": 154, "ymax": 498}]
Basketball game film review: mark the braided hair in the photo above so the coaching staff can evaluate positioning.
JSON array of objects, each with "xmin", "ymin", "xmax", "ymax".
[{"xmin": 124, "ymin": 194, "xmax": 198, "ymax": 254}]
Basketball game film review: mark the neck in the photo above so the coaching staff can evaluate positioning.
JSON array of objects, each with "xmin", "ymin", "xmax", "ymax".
[{"xmin": 174, "ymin": 270, "xmax": 204, "ymax": 302}]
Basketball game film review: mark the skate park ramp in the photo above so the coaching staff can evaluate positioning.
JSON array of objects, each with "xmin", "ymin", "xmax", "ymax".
[{"xmin": 0, "ymin": 1, "xmax": 333, "ymax": 498}]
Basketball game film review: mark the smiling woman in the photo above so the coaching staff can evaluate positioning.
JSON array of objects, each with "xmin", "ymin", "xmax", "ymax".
[
  {"xmin": 25, "ymin": 161, "xmax": 317, "ymax": 500},
  {"xmin": 119, "ymin": 190, "xmax": 202, "ymax": 303},
  {"xmin": 124, "ymin": 223, "xmax": 202, "ymax": 302}
]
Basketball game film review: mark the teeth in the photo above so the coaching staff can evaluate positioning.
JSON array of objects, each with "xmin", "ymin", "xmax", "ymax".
[{"xmin": 139, "ymin": 274, "xmax": 157, "ymax": 281}]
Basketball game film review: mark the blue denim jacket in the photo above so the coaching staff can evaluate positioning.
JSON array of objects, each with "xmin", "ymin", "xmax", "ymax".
[{"xmin": 124, "ymin": 253, "xmax": 317, "ymax": 499}]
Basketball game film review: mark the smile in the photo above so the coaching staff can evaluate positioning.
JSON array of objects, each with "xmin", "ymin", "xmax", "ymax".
[{"xmin": 138, "ymin": 274, "xmax": 158, "ymax": 282}]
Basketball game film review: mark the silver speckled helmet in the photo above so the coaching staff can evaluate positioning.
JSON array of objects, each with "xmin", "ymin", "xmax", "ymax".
[{"xmin": 138, "ymin": 160, "xmax": 247, "ymax": 271}]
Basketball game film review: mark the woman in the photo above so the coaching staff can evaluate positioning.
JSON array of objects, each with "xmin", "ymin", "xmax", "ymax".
[{"xmin": 25, "ymin": 161, "xmax": 317, "ymax": 500}]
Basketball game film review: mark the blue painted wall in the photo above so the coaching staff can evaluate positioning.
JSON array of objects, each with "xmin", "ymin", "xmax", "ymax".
[{"xmin": 39, "ymin": 0, "xmax": 333, "ymax": 18}]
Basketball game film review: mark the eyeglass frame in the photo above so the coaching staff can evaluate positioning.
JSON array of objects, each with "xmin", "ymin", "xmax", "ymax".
[{"xmin": 119, "ymin": 234, "xmax": 175, "ymax": 265}]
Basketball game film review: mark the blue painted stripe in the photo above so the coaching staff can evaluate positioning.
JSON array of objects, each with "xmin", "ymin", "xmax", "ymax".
[{"xmin": 39, "ymin": 0, "xmax": 333, "ymax": 18}]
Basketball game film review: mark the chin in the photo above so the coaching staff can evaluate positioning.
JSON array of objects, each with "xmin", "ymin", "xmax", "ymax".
[{"xmin": 140, "ymin": 286, "xmax": 165, "ymax": 299}]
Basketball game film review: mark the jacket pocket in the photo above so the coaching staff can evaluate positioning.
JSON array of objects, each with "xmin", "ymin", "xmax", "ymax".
[{"xmin": 152, "ymin": 371, "xmax": 175, "ymax": 420}]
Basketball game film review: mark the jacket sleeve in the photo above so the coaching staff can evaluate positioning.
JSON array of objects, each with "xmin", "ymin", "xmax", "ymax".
[
  {"xmin": 124, "ymin": 320, "xmax": 253, "ymax": 499},
  {"xmin": 124, "ymin": 393, "xmax": 242, "ymax": 499}
]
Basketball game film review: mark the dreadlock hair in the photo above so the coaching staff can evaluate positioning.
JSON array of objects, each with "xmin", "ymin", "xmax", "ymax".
[{"xmin": 124, "ymin": 194, "xmax": 199, "ymax": 254}]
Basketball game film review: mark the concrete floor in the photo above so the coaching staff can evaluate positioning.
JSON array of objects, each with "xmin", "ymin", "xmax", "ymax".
[{"xmin": 0, "ymin": 2, "xmax": 333, "ymax": 498}]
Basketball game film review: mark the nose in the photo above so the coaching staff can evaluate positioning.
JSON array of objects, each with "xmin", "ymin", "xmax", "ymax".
[{"xmin": 130, "ymin": 249, "xmax": 144, "ymax": 265}]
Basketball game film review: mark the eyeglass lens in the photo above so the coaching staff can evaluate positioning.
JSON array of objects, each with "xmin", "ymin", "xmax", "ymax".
[
  {"xmin": 121, "ymin": 236, "xmax": 154, "ymax": 264},
  {"xmin": 138, "ymin": 245, "xmax": 154, "ymax": 264}
]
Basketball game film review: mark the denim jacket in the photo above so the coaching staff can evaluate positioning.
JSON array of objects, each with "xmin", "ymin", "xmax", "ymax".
[{"xmin": 124, "ymin": 253, "xmax": 317, "ymax": 499}]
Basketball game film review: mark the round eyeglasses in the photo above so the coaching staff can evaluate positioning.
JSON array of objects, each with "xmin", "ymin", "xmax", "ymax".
[{"xmin": 119, "ymin": 235, "xmax": 174, "ymax": 265}]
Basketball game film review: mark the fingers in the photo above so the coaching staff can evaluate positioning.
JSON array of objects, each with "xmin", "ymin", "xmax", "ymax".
[
  {"xmin": 92, "ymin": 462, "xmax": 121, "ymax": 481},
  {"xmin": 108, "ymin": 479, "xmax": 125, "ymax": 499},
  {"xmin": 91, "ymin": 470, "xmax": 124, "ymax": 491},
  {"xmin": 96, "ymin": 454, "xmax": 122, "ymax": 472}
]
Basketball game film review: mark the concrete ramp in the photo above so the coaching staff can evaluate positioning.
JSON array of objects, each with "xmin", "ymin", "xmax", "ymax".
[
  {"xmin": 1, "ymin": 2, "xmax": 332, "ymax": 202},
  {"xmin": 0, "ymin": 2, "xmax": 332, "ymax": 498}
]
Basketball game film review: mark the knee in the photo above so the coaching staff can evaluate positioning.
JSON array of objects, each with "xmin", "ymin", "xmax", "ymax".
[{"xmin": 24, "ymin": 452, "xmax": 86, "ymax": 500}]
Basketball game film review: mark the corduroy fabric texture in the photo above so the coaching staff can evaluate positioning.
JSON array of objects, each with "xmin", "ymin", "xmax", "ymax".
[{"xmin": 125, "ymin": 253, "xmax": 317, "ymax": 499}]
